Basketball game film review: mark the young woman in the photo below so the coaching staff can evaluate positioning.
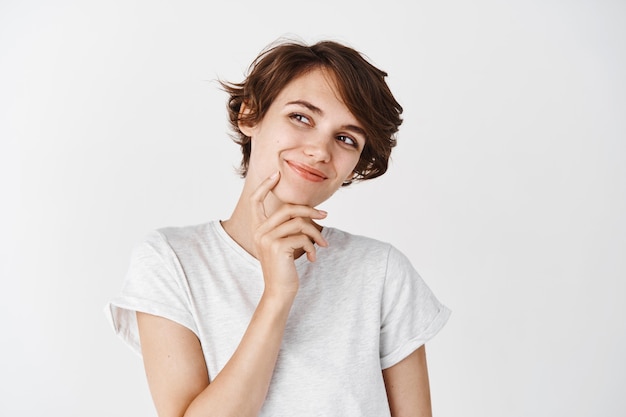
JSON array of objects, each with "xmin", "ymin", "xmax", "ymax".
[{"xmin": 107, "ymin": 39, "xmax": 450, "ymax": 417}]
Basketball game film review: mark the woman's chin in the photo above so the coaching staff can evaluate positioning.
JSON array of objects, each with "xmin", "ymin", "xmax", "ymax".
[{"xmin": 271, "ymin": 184, "xmax": 323, "ymax": 208}]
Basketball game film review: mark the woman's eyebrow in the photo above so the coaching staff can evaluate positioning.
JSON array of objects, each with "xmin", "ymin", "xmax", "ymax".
[
  {"xmin": 343, "ymin": 124, "xmax": 366, "ymax": 138},
  {"xmin": 286, "ymin": 100, "xmax": 323, "ymax": 115}
]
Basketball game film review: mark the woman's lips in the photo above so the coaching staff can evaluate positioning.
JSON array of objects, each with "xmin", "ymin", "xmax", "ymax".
[{"xmin": 286, "ymin": 160, "xmax": 327, "ymax": 182}]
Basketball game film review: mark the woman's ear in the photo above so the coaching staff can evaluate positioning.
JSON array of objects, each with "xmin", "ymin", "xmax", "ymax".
[{"xmin": 238, "ymin": 101, "xmax": 255, "ymax": 137}]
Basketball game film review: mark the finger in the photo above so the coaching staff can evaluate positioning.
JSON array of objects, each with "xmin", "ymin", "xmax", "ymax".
[
  {"xmin": 250, "ymin": 171, "xmax": 280, "ymax": 222},
  {"xmin": 260, "ymin": 217, "xmax": 328, "ymax": 249},
  {"xmin": 299, "ymin": 236, "xmax": 319, "ymax": 262},
  {"xmin": 282, "ymin": 234, "xmax": 319, "ymax": 262},
  {"xmin": 257, "ymin": 204, "xmax": 327, "ymax": 236}
]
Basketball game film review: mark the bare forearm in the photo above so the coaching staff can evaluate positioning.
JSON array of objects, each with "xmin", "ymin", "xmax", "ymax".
[{"xmin": 184, "ymin": 292, "xmax": 293, "ymax": 417}]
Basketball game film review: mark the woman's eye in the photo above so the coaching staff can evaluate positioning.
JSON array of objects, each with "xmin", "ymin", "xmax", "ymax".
[
  {"xmin": 337, "ymin": 135, "xmax": 357, "ymax": 147},
  {"xmin": 291, "ymin": 113, "xmax": 311, "ymax": 125}
]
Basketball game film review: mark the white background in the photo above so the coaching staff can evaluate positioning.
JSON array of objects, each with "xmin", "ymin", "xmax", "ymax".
[{"xmin": 1, "ymin": 0, "xmax": 625, "ymax": 416}]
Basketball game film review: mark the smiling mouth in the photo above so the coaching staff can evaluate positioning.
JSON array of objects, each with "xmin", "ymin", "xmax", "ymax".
[{"xmin": 286, "ymin": 160, "xmax": 328, "ymax": 182}]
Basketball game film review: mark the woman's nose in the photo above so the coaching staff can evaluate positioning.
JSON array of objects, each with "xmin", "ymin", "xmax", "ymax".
[{"xmin": 303, "ymin": 132, "xmax": 332, "ymax": 162}]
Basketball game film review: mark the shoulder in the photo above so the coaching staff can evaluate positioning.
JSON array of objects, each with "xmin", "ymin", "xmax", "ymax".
[
  {"xmin": 324, "ymin": 226, "xmax": 390, "ymax": 248},
  {"xmin": 131, "ymin": 221, "xmax": 217, "ymax": 261},
  {"xmin": 322, "ymin": 226, "xmax": 396, "ymax": 261},
  {"xmin": 156, "ymin": 221, "xmax": 211, "ymax": 242},
  {"xmin": 323, "ymin": 227, "xmax": 419, "ymax": 274},
  {"xmin": 145, "ymin": 221, "xmax": 215, "ymax": 249}
]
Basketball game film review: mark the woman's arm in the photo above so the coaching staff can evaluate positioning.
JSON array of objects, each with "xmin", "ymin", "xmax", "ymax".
[
  {"xmin": 136, "ymin": 172, "xmax": 328, "ymax": 417},
  {"xmin": 137, "ymin": 312, "xmax": 208, "ymax": 416},
  {"xmin": 382, "ymin": 345, "xmax": 433, "ymax": 417},
  {"xmin": 137, "ymin": 290, "xmax": 295, "ymax": 417}
]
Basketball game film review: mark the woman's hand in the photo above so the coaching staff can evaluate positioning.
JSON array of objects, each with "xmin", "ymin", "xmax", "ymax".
[{"xmin": 251, "ymin": 171, "xmax": 328, "ymax": 298}]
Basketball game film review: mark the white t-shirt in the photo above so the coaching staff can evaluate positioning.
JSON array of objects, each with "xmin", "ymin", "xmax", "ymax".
[{"xmin": 107, "ymin": 221, "xmax": 450, "ymax": 416}]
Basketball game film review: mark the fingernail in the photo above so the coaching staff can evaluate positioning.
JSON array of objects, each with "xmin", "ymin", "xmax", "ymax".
[
  {"xmin": 318, "ymin": 210, "xmax": 328, "ymax": 216},
  {"xmin": 269, "ymin": 171, "xmax": 279, "ymax": 180}
]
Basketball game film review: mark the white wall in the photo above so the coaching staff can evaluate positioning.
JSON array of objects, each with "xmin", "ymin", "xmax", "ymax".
[{"xmin": 1, "ymin": 0, "xmax": 624, "ymax": 416}]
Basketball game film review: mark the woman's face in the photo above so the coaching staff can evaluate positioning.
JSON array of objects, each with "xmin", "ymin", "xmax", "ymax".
[{"xmin": 241, "ymin": 68, "xmax": 366, "ymax": 208}]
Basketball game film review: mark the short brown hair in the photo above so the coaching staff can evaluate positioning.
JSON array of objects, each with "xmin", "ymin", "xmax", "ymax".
[{"xmin": 220, "ymin": 39, "xmax": 403, "ymax": 185}]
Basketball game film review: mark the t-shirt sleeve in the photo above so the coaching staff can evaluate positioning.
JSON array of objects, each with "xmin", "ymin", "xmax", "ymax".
[
  {"xmin": 379, "ymin": 245, "xmax": 451, "ymax": 369},
  {"xmin": 104, "ymin": 230, "xmax": 198, "ymax": 356}
]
